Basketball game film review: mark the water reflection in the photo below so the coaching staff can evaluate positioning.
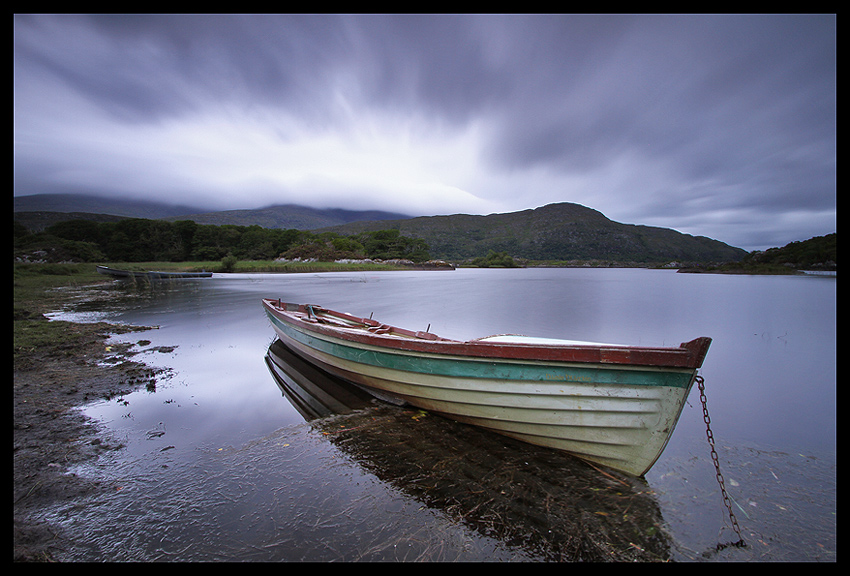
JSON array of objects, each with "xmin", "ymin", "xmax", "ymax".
[
  {"xmin": 266, "ymin": 339, "xmax": 674, "ymax": 562},
  {"xmin": 266, "ymin": 339, "xmax": 374, "ymax": 419}
]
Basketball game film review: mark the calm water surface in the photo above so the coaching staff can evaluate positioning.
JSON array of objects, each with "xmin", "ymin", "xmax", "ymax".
[{"xmin": 40, "ymin": 268, "xmax": 835, "ymax": 561}]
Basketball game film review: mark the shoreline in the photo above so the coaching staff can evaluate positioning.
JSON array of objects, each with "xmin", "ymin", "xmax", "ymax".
[{"xmin": 13, "ymin": 272, "xmax": 166, "ymax": 561}]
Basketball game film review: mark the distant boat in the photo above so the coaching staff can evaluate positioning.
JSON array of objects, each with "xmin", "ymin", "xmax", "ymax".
[
  {"xmin": 262, "ymin": 299, "xmax": 711, "ymax": 476},
  {"xmin": 96, "ymin": 265, "xmax": 212, "ymax": 279}
]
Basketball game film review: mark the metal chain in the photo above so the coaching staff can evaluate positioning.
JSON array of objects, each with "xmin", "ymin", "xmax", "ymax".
[{"xmin": 696, "ymin": 374, "xmax": 746, "ymax": 550}]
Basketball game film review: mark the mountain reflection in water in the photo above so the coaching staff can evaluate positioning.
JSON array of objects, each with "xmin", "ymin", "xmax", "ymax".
[{"xmin": 265, "ymin": 339, "xmax": 673, "ymax": 562}]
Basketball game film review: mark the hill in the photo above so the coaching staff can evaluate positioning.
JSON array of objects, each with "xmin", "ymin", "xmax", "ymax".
[
  {"xmin": 14, "ymin": 194, "xmax": 409, "ymax": 232},
  {"xmin": 14, "ymin": 193, "xmax": 748, "ymax": 264},
  {"xmin": 747, "ymin": 233, "xmax": 835, "ymax": 269},
  {"xmin": 679, "ymin": 233, "xmax": 835, "ymax": 274},
  {"xmin": 14, "ymin": 211, "xmax": 130, "ymax": 233},
  {"xmin": 162, "ymin": 204, "xmax": 411, "ymax": 229},
  {"xmin": 318, "ymin": 202, "xmax": 748, "ymax": 263},
  {"xmin": 13, "ymin": 193, "xmax": 204, "ymax": 220}
]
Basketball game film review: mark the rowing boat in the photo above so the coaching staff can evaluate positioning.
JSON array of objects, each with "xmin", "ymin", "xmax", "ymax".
[
  {"xmin": 261, "ymin": 299, "xmax": 711, "ymax": 476},
  {"xmin": 96, "ymin": 265, "xmax": 212, "ymax": 279}
]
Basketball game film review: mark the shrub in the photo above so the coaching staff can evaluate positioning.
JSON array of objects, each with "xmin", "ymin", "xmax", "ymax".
[{"xmin": 220, "ymin": 254, "xmax": 238, "ymax": 272}]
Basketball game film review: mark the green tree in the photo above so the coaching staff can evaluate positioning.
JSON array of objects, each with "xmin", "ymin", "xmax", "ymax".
[
  {"xmin": 354, "ymin": 229, "xmax": 430, "ymax": 261},
  {"xmin": 45, "ymin": 219, "xmax": 106, "ymax": 244},
  {"xmin": 472, "ymin": 250, "xmax": 518, "ymax": 268},
  {"xmin": 173, "ymin": 220, "xmax": 198, "ymax": 261}
]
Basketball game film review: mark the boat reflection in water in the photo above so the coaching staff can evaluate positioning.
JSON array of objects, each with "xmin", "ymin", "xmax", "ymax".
[
  {"xmin": 265, "ymin": 339, "xmax": 675, "ymax": 562},
  {"xmin": 265, "ymin": 338, "xmax": 376, "ymax": 420}
]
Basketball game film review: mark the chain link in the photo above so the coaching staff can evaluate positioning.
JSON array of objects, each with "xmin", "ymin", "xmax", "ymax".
[{"xmin": 696, "ymin": 374, "xmax": 746, "ymax": 550}]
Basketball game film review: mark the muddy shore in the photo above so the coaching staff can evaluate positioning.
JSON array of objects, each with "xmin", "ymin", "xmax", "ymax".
[{"xmin": 13, "ymin": 281, "xmax": 166, "ymax": 561}]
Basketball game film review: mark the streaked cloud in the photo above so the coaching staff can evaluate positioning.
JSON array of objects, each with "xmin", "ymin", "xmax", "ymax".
[{"xmin": 14, "ymin": 14, "xmax": 836, "ymax": 250}]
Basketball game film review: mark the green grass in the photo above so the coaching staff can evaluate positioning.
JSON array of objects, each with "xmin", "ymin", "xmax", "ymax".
[
  {"xmin": 14, "ymin": 263, "xmax": 103, "ymax": 314},
  {"xmin": 13, "ymin": 263, "xmax": 135, "ymax": 368},
  {"xmin": 11, "ymin": 259, "xmax": 416, "ymax": 368},
  {"xmin": 224, "ymin": 260, "xmax": 411, "ymax": 273},
  {"xmin": 89, "ymin": 260, "xmax": 413, "ymax": 273},
  {"xmin": 94, "ymin": 261, "xmax": 219, "ymax": 273},
  {"xmin": 13, "ymin": 259, "xmax": 414, "ymax": 318}
]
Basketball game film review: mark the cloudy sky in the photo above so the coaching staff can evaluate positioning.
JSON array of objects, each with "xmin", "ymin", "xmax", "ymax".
[{"xmin": 14, "ymin": 14, "xmax": 835, "ymax": 251}]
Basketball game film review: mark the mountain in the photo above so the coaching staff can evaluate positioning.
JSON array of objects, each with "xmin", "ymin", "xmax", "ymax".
[
  {"xmin": 162, "ymin": 204, "xmax": 411, "ymax": 229},
  {"xmin": 14, "ymin": 193, "xmax": 748, "ymax": 263},
  {"xmin": 13, "ymin": 194, "xmax": 410, "ymax": 232},
  {"xmin": 13, "ymin": 193, "xmax": 205, "ymax": 220},
  {"xmin": 318, "ymin": 203, "xmax": 748, "ymax": 263}
]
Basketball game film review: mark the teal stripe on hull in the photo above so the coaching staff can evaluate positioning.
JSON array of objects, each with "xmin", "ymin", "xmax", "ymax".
[{"xmin": 267, "ymin": 313, "xmax": 693, "ymax": 389}]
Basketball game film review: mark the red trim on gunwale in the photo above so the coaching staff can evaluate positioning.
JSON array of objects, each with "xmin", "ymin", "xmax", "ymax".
[{"xmin": 262, "ymin": 299, "xmax": 711, "ymax": 370}]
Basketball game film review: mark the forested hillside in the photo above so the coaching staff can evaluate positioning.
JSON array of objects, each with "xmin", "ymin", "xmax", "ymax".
[
  {"xmin": 320, "ymin": 202, "xmax": 747, "ymax": 263},
  {"xmin": 14, "ymin": 195, "xmax": 750, "ymax": 264},
  {"xmin": 745, "ymin": 233, "xmax": 835, "ymax": 269},
  {"xmin": 679, "ymin": 233, "xmax": 836, "ymax": 274},
  {"xmin": 13, "ymin": 218, "xmax": 431, "ymax": 263}
]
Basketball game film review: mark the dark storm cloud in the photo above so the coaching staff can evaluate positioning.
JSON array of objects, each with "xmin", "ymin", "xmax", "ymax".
[
  {"xmin": 29, "ymin": 14, "xmax": 509, "ymax": 124},
  {"xmin": 13, "ymin": 14, "xmax": 835, "ymax": 251},
  {"xmin": 16, "ymin": 14, "xmax": 337, "ymax": 121},
  {"xmin": 485, "ymin": 16, "xmax": 835, "ymax": 187}
]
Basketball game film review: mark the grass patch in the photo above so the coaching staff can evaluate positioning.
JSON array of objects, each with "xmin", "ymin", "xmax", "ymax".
[
  {"xmin": 14, "ymin": 263, "xmax": 104, "ymax": 318},
  {"xmin": 13, "ymin": 263, "xmax": 146, "ymax": 370},
  {"xmin": 81, "ymin": 260, "xmax": 413, "ymax": 274},
  {"xmin": 225, "ymin": 260, "xmax": 411, "ymax": 273}
]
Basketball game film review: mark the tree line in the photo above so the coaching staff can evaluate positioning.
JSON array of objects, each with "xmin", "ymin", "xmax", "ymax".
[
  {"xmin": 13, "ymin": 217, "xmax": 432, "ymax": 263},
  {"xmin": 743, "ymin": 233, "xmax": 835, "ymax": 269}
]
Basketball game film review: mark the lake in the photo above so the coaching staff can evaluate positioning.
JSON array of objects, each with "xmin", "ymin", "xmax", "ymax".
[{"xmin": 38, "ymin": 268, "xmax": 835, "ymax": 561}]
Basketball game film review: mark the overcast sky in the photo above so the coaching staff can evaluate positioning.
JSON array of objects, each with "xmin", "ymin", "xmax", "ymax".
[{"xmin": 14, "ymin": 14, "xmax": 835, "ymax": 251}]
